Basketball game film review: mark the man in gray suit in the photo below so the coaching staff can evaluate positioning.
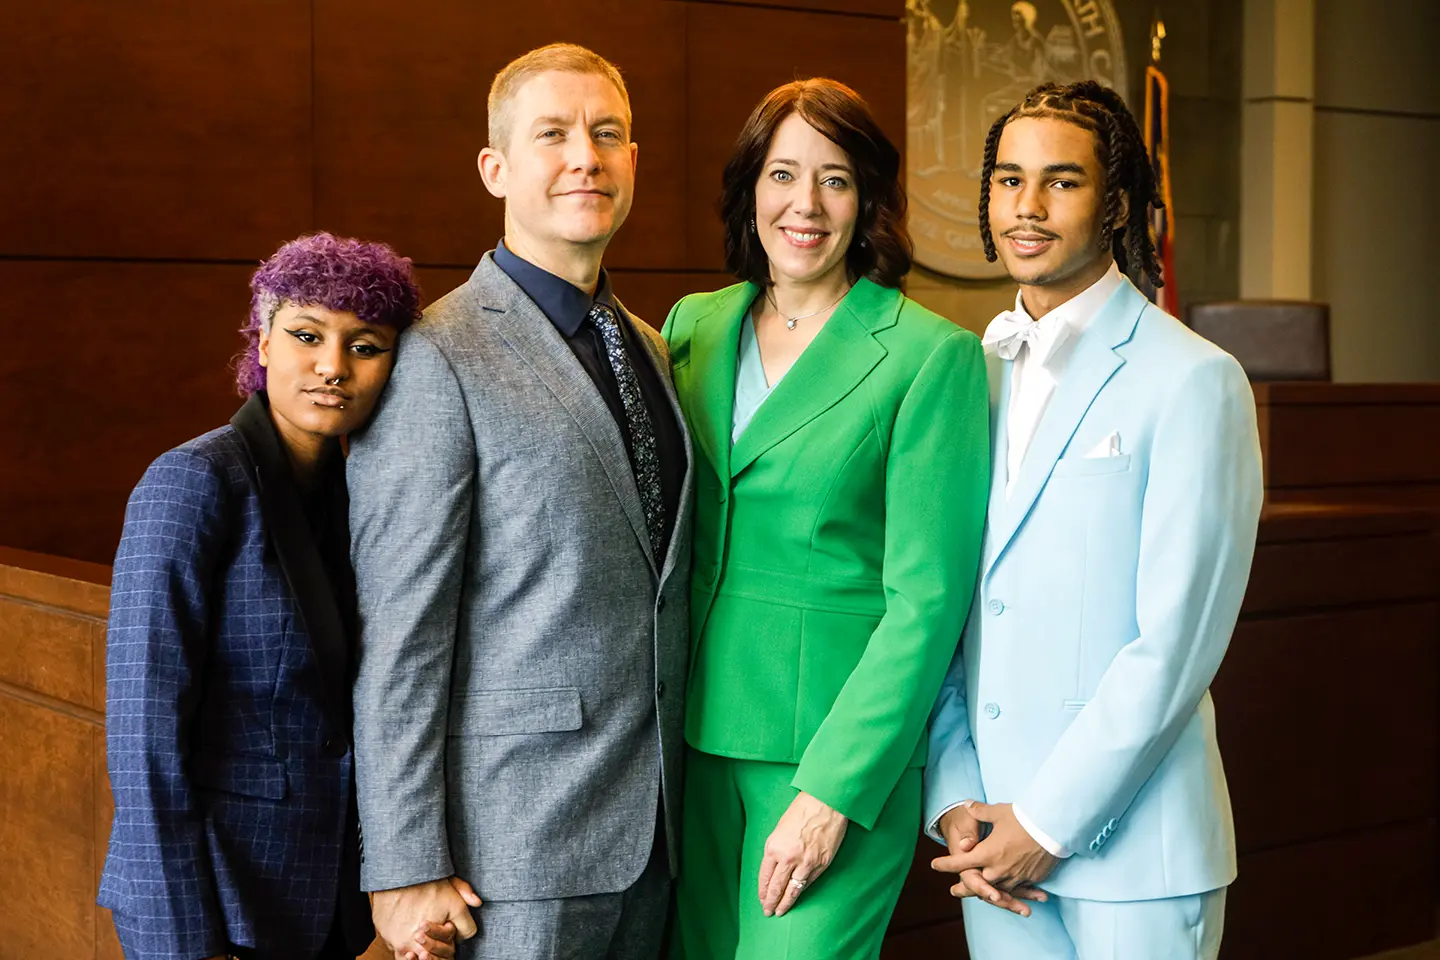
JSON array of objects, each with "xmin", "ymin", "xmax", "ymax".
[{"xmin": 347, "ymin": 43, "xmax": 693, "ymax": 960}]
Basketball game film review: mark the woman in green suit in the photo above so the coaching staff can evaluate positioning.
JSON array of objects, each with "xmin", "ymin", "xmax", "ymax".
[{"xmin": 663, "ymin": 79, "xmax": 990, "ymax": 959}]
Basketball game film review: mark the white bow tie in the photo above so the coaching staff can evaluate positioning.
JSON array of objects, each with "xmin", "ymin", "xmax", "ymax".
[{"xmin": 982, "ymin": 309, "xmax": 1073, "ymax": 366}]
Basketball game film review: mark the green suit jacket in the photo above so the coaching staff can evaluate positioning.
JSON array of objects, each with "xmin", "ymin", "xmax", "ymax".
[{"xmin": 661, "ymin": 278, "xmax": 990, "ymax": 829}]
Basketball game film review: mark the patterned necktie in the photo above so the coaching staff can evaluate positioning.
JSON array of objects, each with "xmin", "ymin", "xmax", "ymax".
[{"xmin": 588, "ymin": 302, "xmax": 666, "ymax": 561}]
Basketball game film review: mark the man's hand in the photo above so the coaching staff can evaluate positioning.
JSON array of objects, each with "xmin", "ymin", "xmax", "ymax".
[
  {"xmin": 372, "ymin": 876, "xmax": 483, "ymax": 960},
  {"xmin": 932, "ymin": 802, "xmax": 1058, "ymax": 897},
  {"xmin": 933, "ymin": 804, "xmax": 1047, "ymax": 917},
  {"xmin": 758, "ymin": 791, "xmax": 849, "ymax": 918}
]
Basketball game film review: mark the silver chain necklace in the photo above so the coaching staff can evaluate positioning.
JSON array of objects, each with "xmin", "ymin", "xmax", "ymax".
[{"xmin": 767, "ymin": 286, "xmax": 851, "ymax": 330}]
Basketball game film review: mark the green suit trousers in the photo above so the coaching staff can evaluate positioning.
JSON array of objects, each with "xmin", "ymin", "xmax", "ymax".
[{"xmin": 672, "ymin": 748, "xmax": 920, "ymax": 960}]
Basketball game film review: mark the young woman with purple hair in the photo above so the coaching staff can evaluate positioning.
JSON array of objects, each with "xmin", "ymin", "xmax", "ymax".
[{"xmin": 98, "ymin": 233, "xmax": 459, "ymax": 960}]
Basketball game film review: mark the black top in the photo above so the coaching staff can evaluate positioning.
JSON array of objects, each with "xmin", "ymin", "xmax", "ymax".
[{"xmin": 493, "ymin": 241, "xmax": 685, "ymax": 559}]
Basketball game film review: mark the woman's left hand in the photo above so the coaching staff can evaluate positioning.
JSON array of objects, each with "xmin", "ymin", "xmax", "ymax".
[{"xmin": 758, "ymin": 791, "xmax": 849, "ymax": 917}]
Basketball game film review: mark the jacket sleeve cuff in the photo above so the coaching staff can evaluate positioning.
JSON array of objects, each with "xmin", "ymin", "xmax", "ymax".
[
  {"xmin": 1013, "ymin": 802, "xmax": 1072, "ymax": 858},
  {"xmin": 925, "ymin": 799, "xmax": 973, "ymax": 844}
]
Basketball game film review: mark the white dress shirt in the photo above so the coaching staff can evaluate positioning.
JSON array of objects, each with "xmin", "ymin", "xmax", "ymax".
[
  {"xmin": 938, "ymin": 263, "xmax": 1125, "ymax": 860},
  {"xmin": 989, "ymin": 262, "xmax": 1124, "ymax": 497}
]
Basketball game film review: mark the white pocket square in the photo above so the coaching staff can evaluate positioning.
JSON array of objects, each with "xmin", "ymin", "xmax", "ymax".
[{"xmin": 1085, "ymin": 431, "xmax": 1122, "ymax": 458}]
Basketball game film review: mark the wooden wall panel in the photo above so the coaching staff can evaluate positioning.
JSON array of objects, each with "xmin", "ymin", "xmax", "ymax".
[
  {"xmin": 0, "ymin": 1, "xmax": 311, "ymax": 260},
  {"xmin": 1226, "ymin": 820, "xmax": 1438, "ymax": 960},
  {"xmin": 0, "ymin": 694, "xmax": 98, "ymax": 958},
  {"xmin": 1243, "ymin": 527, "xmax": 1440, "ymax": 614},
  {"xmin": 0, "ymin": 262, "xmax": 254, "ymax": 562},
  {"xmin": 1216, "ymin": 603, "xmax": 1440, "ymax": 853},
  {"xmin": 683, "ymin": 0, "xmax": 903, "ymax": 19},
  {"xmin": 312, "ymin": 0, "xmax": 688, "ymax": 270},
  {"xmin": 0, "ymin": 597, "xmax": 103, "ymax": 710},
  {"xmin": 1267, "ymin": 482, "xmax": 1440, "ymax": 509},
  {"xmin": 682, "ymin": 3, "xmax": 906, "ymax": 270},
  {"xmin": 1254, "ymin": 383, "xmax": 1440, "ymax": 491}
]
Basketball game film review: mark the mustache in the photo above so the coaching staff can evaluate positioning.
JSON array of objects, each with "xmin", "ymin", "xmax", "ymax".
[{"xmin": 1002, "ymin": 225, "xmax": 1061, "ymax": 240}]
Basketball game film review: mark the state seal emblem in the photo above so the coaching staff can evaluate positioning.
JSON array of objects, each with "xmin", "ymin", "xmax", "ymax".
[{"xmin": 906, "ymin": 0, "xmax": 1128, "ymax": 278}]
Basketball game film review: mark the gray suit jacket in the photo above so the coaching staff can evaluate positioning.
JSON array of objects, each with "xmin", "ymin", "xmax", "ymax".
[{"xmin": 347, "ymin": 254, "xmax": 693, "ymax": 901}]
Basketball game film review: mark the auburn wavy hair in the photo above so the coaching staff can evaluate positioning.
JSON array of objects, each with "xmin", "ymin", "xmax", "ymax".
[{"xmin": 720, "ymin": 78, "xmax": 912, "ymax": 289}]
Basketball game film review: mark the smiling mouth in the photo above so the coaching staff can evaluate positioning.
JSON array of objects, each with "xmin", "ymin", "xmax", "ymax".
[
  {"xmin": 1004, "ymin": 231, "xmax": 1059, "ymax": 255},
  {"xmin": 780, "ymin": 227, "xmax": 829, "ymax": 247}
]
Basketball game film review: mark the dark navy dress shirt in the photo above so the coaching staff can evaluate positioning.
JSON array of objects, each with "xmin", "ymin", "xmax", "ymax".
[{"xmin": 493, "ymin": 240, "xmax": 685, "ymax": 552}]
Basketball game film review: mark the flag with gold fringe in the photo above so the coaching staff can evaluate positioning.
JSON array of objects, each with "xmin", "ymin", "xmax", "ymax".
[{"xmin": 1143, "ymin": 62, "xmax": 1179, "ymax": 316}]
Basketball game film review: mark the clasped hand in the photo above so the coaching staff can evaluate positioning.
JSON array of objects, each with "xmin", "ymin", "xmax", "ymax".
[
  {"xmin": 931, "ymin": 801, "xmax": 1056, "ymax": 918},
  {"xmin": 371, "ymin": 875, "xmax": 483, "ymax": 960}
]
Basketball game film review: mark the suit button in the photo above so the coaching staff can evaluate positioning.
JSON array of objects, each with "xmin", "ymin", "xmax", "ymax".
[
  {"xmin": 984, "ymin": 702, "xmax": 1001, "ymax": 719},
  {"xmin": 656, "ymin": 681, "xmax": 666, "ymax": 699},
  {"xmin": 987, "ymin": 599, "xmax": 1004, "ymax": 615}
]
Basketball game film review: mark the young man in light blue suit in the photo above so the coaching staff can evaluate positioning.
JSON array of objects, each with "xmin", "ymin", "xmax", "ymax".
[{"xmin": 924, "ymin": 81, "xmax": 1264, "ymax": 959}]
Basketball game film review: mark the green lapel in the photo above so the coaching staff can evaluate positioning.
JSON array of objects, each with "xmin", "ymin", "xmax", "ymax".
[
  {"xmin": 729, "ymin": 278, "xmax": 898, "ymax": 478},
  {"xmin": 683, "ymin": 283, "xmax": 755, "ymax": 483}
]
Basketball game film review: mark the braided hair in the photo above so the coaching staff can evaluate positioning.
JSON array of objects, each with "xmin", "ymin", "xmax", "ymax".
[{"xmin": 978, "ymin": 81, "xmax": 1164, "ymax": 290}]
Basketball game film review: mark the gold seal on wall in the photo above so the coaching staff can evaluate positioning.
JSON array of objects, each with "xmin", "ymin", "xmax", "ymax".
[{"xmin": 906, "ymin": 0, "xmax": 1128, "ymax": 278}]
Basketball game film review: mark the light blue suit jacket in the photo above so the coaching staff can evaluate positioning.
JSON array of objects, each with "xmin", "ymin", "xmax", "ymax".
[{"xmin": 924, "ymin": 277, "xmax": 1264, "ymax": 902}]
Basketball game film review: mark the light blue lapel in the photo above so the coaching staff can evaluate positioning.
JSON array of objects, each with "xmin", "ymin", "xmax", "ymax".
[{"xmin": 983, "ymin": 279, "xmax": 1148, "ymax": 577}]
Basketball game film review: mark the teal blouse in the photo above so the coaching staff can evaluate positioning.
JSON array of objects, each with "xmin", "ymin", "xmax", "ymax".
[{"xmin": 731, "ymin": 308, "xmax": 785, "ymax": 443}]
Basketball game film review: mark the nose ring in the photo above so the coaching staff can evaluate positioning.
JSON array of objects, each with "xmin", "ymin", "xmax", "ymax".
[{"xmin": 326, "ymin": 376, "xmax": 342, "ymax": 386}]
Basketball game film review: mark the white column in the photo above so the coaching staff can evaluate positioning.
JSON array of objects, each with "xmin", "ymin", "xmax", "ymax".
[{"xmin": 1239, "ymin": 0, "xmax": 1315, "ymax": 299}]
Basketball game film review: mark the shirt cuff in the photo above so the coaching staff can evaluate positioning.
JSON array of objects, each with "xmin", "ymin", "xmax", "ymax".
[
  {"xmin": 1013, "ymin": 803, "xmax": 1072, "ymax": 858},
  {"xmin": 925, "ymin": 799, "xmax": 974, "ymax": 844}
]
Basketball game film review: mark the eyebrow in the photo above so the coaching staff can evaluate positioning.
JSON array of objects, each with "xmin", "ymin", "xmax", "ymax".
[
  {"xmin": 768, "ymin": 158, "xmax": 855, "ymax": 173},
  {"xmin": 532, "ymin": 115, "xmax": 628, "ymax": 130},
  {"xmin": 292, "ymin": 312, "xmax": 387, "ymax": 337},
  {"xmin": 994, "ymin": 161, "xmax": 1090, "ymax": 176}
]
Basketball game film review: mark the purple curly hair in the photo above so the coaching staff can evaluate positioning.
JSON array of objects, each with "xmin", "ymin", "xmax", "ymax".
[{"xmin": 236, "ymin": 232, "xmax": 422, "ymax": 395}]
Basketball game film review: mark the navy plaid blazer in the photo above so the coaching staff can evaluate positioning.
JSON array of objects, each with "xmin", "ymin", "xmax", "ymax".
[{"xmin": 99, "ymin": 394, "xmax": 371, "ymax": 960}]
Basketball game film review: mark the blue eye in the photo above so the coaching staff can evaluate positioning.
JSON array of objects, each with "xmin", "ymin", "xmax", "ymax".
[
  {"xmin": 772, "ymin": 170, "xmax": 793, "ymax": 182},
  {"xmin": 824, "ymin": 176, "xmax": 849, "ymax": 189}
]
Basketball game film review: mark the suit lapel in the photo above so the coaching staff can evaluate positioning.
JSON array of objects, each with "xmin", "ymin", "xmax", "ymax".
[
  {"xmin": 620, "ymin": 295, "xmax": 696, "ymax": 586},
  {"xmin": 473, "ymin": 257, "xmax": 655, "ymax": 576},
  {"xmin": 230, "ymin": 393, "xmax": 349, "ymax": 735},
  {"xmin": 729, "ymin": 279, "xmax": 896, "ymax": 478},
  {"xmin": 983, "ymin": 280, "xmax": 1148, "ymax": 577},
  {"xmin": 683, "ymin": 284, "xmax": 750, "ymax": 486}
]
